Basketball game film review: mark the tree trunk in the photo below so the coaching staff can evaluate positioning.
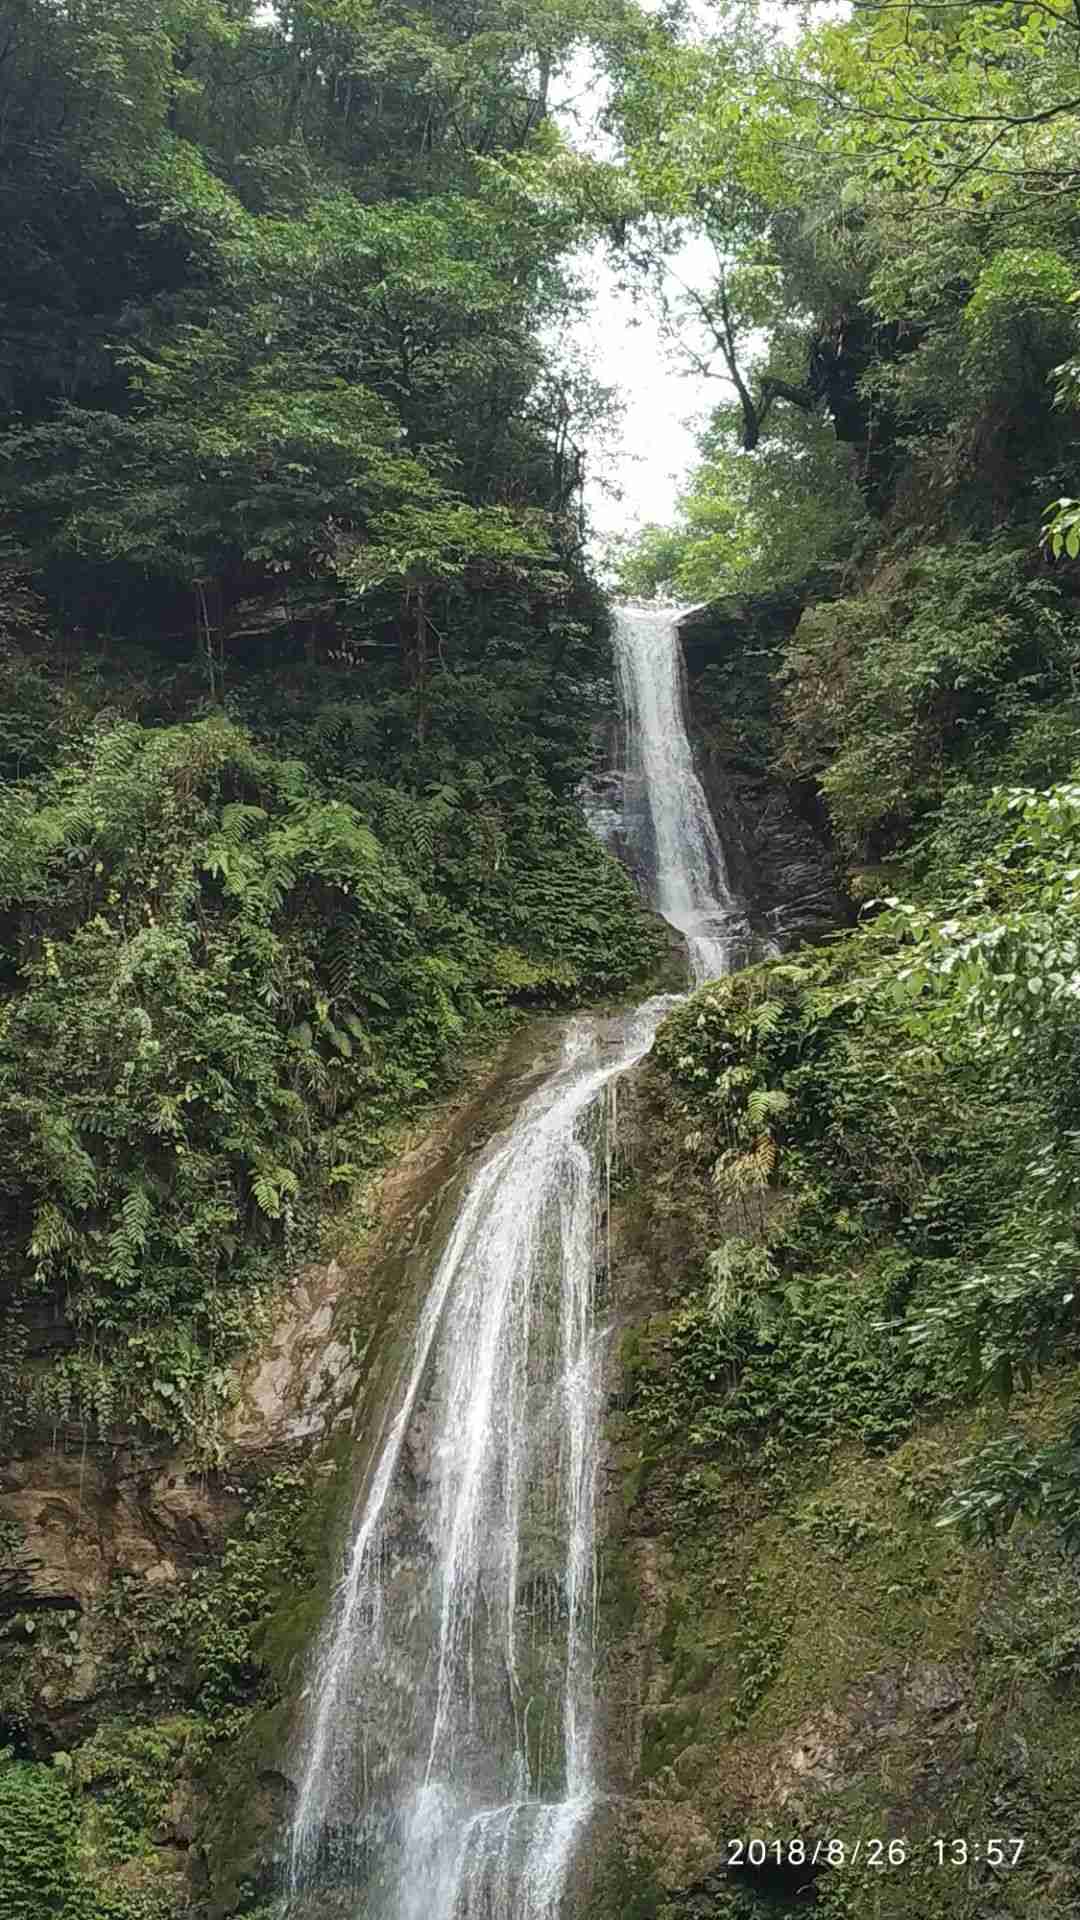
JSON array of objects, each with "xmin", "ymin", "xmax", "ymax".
[{"xmin": 413, "ymin": 585, "xmax": 429, "ymax": 743}]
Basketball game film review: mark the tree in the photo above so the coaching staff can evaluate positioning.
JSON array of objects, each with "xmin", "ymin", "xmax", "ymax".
[{"xmin": 0, "ymin": 0, "xmax": 641, "ymax": 674}]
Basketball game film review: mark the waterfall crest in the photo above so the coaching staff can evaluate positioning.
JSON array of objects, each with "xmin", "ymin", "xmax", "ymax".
[{"xmin": 285, "ymin": 606, "xmax": 736, "ymax": 1919}]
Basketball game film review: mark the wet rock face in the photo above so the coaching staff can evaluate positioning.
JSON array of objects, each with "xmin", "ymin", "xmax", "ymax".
[
  {"xmin": 585, "ymin": 599, "xmax": 849, "ymax": 965},
  {"xmin": 228, "ymin": 1260, "xmax": 363, "ymax": 1455},
  {"xmin": 675, "ymin": 596, "xmax": 850, "ymax": 952},
  {"xmin": 0, "ymin": 1453, "xmax": 239, "ymax": 1612},
  {"xmin": 763, "ymin": 1661, "xmax": 968, "ymax": 1820},
  {"xmin": 0, "ymin": 1447, "xmax": 243, "ymax": 1745},
  {"xmin": 588, "ymin": 1658, "xmax": 972, "ymax": 1912},
  {"xmin": 0, "ymin": 1042, "xmax": 581, "ymax": 1915},
  {"xmin": 0, "ymin": 1251, "xmax": 373, "ymax": 1753},
  {"xmin": 0, "ymin": 1030, "xmax": 556, "ymax": 1768}
]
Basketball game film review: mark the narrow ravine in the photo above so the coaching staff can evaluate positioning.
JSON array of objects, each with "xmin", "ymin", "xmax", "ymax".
[{"xmin": 285, "ymin": 608, "xmax": 736, "ymax": 1919}]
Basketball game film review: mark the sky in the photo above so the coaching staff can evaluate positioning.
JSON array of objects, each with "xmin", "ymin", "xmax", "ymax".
[
  {"xmin": 564, "ymin": 242, "xmax": 718, "ymax": 546},
  {"xmin": 550, "ymin": 43, "xmax": 720, "ymax": 550}
]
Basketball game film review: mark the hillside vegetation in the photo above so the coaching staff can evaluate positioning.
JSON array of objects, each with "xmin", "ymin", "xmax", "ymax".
[
  {"xmin": 602, "ymin": 0, "xmax": 1080, "ymax": 1543},
  {"xmin": 591, "ymin": 5, "xmax": 1080, "ymax": 1911},
  {"xmin": 0, "ymin": 6, "xmax": 671, "ymax": 1909},
  {"xmin": 0, "ymin": 0, "xmax": 667, "ymax": 1456},
  {"xmin": 5, "ymin": 1, "xmax": 1080, "ymax": 1915}
]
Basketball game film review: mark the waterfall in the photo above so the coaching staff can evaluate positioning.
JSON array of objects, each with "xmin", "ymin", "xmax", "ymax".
[
  {"xmin": 613, "ymin": 606, "xmax": 739, "ymax": 984},
  {"xmin": 285, "ymin": 607, "xmax": 736, "ymax": 1919}
]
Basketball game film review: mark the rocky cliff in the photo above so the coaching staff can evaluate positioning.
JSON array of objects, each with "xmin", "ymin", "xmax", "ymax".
[
  {"xmin": 7, "ymin": 603, "xmax": 1077, "ymax": 1920},
  {"xmin": 676, "ymin": 595, "xmax": 849, "ymax": 953}
]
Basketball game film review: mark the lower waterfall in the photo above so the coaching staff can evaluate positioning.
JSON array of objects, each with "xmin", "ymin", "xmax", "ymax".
[{"xmin": 285, "ymin": 609, "xmax": 734, "ymax": 1918}]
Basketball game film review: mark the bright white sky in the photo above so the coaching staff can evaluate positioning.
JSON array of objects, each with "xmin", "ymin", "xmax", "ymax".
[
  {"xmin": 551, "ymin": 42, "xmax": 720, "ymax": 548},
  {"xmin": 565, "ymin": 243, "xmax": 718, "ymax": 544}
]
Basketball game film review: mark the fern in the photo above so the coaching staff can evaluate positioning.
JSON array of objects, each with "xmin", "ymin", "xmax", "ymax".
[
  {"xmin": 706, "ymin": 1237, "xmax": 781, "ymax": 1335},
  {"xmin": 0, "ymin": 616, "xmax": 660, "ymax": 1447},
  {"xmin": 219, "ymin": 801, "xmax": 268, "ymax": 843},
  {"xmin": 251, "ymin": 1165, "xmax": 301, "ymax": 1219},
  {"xmin": 107, "ymin": 1183, "xmax": 153, "ymax": 1286},
  {"xmin": 28, "ymin": 1203, "xmax": 76, "ymax": 1277},
  {"xmin": 711, "ymin": 1134, "xmax": 777, "ymax": 1199},
  {"xmin": 746, "ymin": 1087, "xmax": 791, "ymax": 1128}
]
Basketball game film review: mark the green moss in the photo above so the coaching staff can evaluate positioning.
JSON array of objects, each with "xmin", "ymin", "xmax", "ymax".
[
  {"xmin": 601, "ymin": 1333, "xmax": 1080, "ymax": 1908},
  {"xmin": 582, "ymin": 1845, "xmax": 664, "ymax": 1920},
  {"xmin": 656, "ymin": 1591, "xmax": 684, "ymax": 1663},
  {"xmin": 602, "ymin": 957, "xmax": 1080, "ymax": 1918},
  {"xmin": 641, "ymin": 1702, "xmax": 703, "ymax": 1779},
  {"xmin": 196, "ymin": 1699, "xmax": 296, "ymax": 1918},
  {"xmin": 74, "ymin": 1717, "xmax": 198, "ymax": 1865},
  {"xmin": 599, "ymin": 1540, "xmax": 641, "ymax": 1641}
]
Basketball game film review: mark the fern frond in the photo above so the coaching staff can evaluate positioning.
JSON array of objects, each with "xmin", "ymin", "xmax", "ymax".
[
  {"xmin": 746, "ymin": 1087, "xmax": 791, "ymax": 1128},
  {"xmin": 219, "ymin": 802, "xmax": 268, "ymax": 845},
  {"xmin": 251, "ymin": 1165, "xmax": 301, "ymax": 1218}
]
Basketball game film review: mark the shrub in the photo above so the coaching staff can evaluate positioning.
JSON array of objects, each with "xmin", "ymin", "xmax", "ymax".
[
  {"xmin": 0, "ymin": 708, "xmax": 661, "ymax": 1446},
  {"xmin": 777, "ymin": 541, "xmax": 1073, "ymax": 854},
  {"xmin": 0, "ymin": 1759, "xmax": 92, "ymax": 1920}
]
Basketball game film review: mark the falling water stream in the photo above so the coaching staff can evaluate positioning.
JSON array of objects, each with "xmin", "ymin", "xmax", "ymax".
[
  {"xmin": 613, "ymin": 607, "xmax": 740, "ymax": 985},
  {"xmin": 286, "ymin": 608, "xmax": 737, "ymax": 1919}
]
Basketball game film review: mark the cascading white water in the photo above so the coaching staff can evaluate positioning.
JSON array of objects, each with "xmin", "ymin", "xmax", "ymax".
[
  {"xmin": 285, "ymin": 606, "xmax": 737, "ymax": 1920},
  {"xmin": 613, "ymin": 606, "xmax": 739, "ymax": 984},
  {"xmin": 286, "ymin": 1002, "xmax": 675, "ymax": 1920}
]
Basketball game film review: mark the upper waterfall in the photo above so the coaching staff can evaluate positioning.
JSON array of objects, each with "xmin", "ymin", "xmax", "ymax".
[{"xmin": 612, "ymin": 606, "xmax": 738, "ymax": 984}]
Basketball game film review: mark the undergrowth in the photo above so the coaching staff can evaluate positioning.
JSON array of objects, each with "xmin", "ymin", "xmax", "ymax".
[{"xmin": 0, "ymin": 651, "xmax": 664, "ymax": 1451}]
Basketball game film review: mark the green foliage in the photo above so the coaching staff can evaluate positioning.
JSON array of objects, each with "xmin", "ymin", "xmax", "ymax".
[
  {"xmin": 806, "ymin": 0, "xmax": 1080, "ymax": 212},
  {"xmin": 608, "ymin": 408, "xmax": 867, "ymax": 606},
  {"xmin": 0, "ymin": 1758, "xmax": 92, "ymax": 1920},
  {"xmin": 0, "ymin": 0, "xmax": 668, "ymax": 1461},
  {"xmin": 1044, "ymin": 495, "xmax": 1080, "ymax": 560},
  {"xmin": 3, "ymin": 365, "xmax": 433, "ymax": 593},
  {"xmin": 636, "ymin": 765, "xmax": 1080, "ymax": 1540},
  {"xmin": 590, "ymin": 0, "xmax": 1080, "ymax": 577},
  {"xmin": 102, "ymin": 1465, "xmax": 329, "ymax": 1723},
  {"xmin": 0, "ymin": 704, "xmax": 662, "ymax": 1445},
  {"xmin": 73, "ymin": 1720, "xmax": 194, "ymax": 1867},
  {"xmin": 936, "ymin": 1425, "xmax": 1080, "ymax": 1550},
  {"xmin": 0, "ymin": 718, "xmax": 422, "ymax": 1439},
  {"xmin": 0, "ymin": 1725, "xmax": 207, "ymax": 1920},
  {"xmin": 777, "ymin": 542, "xmax": 1076, "ymax": 855},
  {"xmin": 729, "ymin": 1568, "xmax": 791, "ymax": 1729},
  {"xmin": 0, "ymin": 0, "xmax": 640, "ymax": 672},
  {"xmin": 963, "ymin": 248, "xmax": 1076, "ymax": 386}
]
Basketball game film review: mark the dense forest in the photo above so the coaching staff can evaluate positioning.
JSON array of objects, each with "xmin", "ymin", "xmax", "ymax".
[
  {"xmin": 0, "ymin": 0, "xmax": 670, "ymax": 1454},
  {"xmin": 594, "ymin": 8, "xmax": 1080, "ymax": 1912},
  {"xmin": 4, "ymin": 0, "xmax": 1080, "ymax": 1915}
]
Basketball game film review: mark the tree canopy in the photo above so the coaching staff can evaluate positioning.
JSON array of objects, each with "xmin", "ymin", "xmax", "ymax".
[
  {"xmin": 0, "ymin": 0, "xmax": 647, "ymax": 672},
  {"xmin": 592, "ymin": 0, "xmax": 1080, "ymax": 597}
]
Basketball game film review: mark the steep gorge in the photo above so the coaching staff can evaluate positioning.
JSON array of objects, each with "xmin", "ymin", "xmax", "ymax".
[
  {"xmin": 5, "ymin": 3, "xmax": 1080, "ymax": 1914},
  {"xmin": 0, "ymin": 604, "xmax": 836, "ymax": 1917},
  {"xmin": 6, "ymin": 587, "xmax": 1080, "ymax": 1920},
  {"xmin": 271, "ymin": 608, "xmax": 753, "ymax": 1920}
]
